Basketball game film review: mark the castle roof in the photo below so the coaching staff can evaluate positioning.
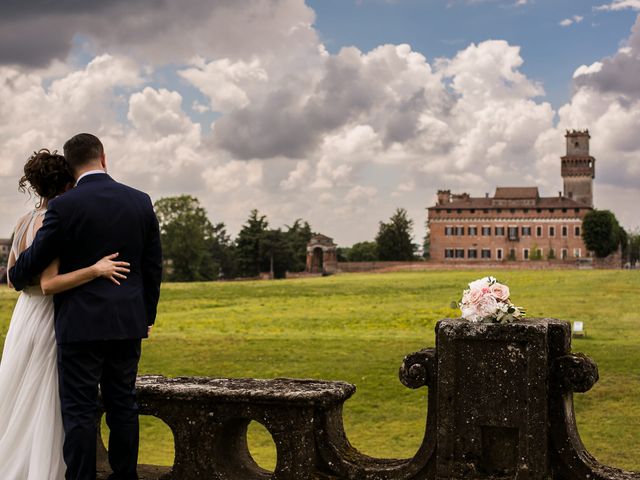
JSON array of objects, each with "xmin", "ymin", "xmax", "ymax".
[
  {"xmin": 430, "ymin": 187, "xmax": 591, "ymax": 210},
  {"xmin": 494, "ymin": 187, "xmax": 539, "ymax": 199}
]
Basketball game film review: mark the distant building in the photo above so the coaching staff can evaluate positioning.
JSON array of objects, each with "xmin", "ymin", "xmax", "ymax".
[
  {"xmin": 306, "ymin": 234, "xmax": 338, "ymax": 274},
  {"xmin": 0, "ymin": 238, "xmax": 10, "ymax": 284},
  {"xmin": 427, "ymin": 130, "xmax": 594, "ymax": 262},
  {"xmin": 0, "ymin": 238, "xmax": 11, "ymax": 260}
]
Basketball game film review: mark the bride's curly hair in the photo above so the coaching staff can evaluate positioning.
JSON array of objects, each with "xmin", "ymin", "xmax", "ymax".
[{"xmin": 19, "ymin": 149, "xmax": 74, "ymax": 202}]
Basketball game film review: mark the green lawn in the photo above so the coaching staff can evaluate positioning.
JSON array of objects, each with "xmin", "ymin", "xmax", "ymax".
[{"xmin": 1, "ymin": 270, "xmax": 639, "ymax": 471}]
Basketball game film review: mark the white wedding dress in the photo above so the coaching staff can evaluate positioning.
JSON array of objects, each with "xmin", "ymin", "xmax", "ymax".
[{"xmin": 0, "ymin": 209, "xmax": 66, "ymax": 479}]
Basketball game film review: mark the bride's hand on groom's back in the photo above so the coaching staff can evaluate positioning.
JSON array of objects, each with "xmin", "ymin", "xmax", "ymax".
[{"xmin": 93, "ymin": 253, "xmax": 130, "ymax": 286}]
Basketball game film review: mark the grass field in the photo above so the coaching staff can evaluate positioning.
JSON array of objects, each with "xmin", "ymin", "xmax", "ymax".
[{"xmin": 1, "ymin": 270, "xmax": 639, "ymax": 471}]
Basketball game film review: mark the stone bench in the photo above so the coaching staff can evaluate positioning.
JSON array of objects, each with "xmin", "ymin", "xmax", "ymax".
[
  {"xmin": 97, "ymin": 376, "xmax": 355, "ymax": 479},
  {"xmin": 97, "ymin": 319, "xmax": 640, "ymax": 479}
]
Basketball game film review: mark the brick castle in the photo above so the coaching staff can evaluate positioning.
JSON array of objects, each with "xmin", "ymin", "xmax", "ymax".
[{"xmin": 427, "ymin": 130, "xmax": 595, "ymax": 262}]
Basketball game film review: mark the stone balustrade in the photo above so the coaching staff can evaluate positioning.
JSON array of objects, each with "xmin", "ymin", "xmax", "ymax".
[{"xmin": 96, "ymin": 318, "xmax": 640, "ymax": 479}]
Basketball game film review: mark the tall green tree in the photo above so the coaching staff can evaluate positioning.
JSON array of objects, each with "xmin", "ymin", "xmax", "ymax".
[
  {"xmin": 236, "ymin": 209, "xmax": 269, "ymax": 277},
  {"xmin": 375, "ymin": 208, "xmax": 415, "ymax": 261},
  {"xmin": 284, "ymin": 219, "xmax": 313, "ymax": 272},
  {"xmin": 347, "ymin": 241, "xmax": 379, "ymax": 261},
  {"xmin": 582, "ymin": 209, "xmax": 623, "ymax": 258},
  {"xmin": 628, "ymin": 230, "xmax": 640, "ymax": 264},
  {"xmin": 423, "ymin": 228, "xmax": 431, "ymax": 260},
  {"xmin": 154, "ymin": 195, "xmax": 217, "ymax": 281},
  {"xmin": 336, "ymin": 247, "xmax": 350, "ymax": 262},
  {"xmin": 260, "ymin": 228, "xmax": 294, "ymax": 279},
  {"xmin": 210, "ymin": 222, "xmax": 239, "ymax": 279}
]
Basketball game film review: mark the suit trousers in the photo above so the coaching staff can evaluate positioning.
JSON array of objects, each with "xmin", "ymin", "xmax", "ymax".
[{"xmin": 57, "ymin": 339, "xmax": 142, "ymax": 480}]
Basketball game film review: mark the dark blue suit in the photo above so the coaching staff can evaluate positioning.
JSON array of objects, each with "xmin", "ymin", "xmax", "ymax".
[{"xmin": 10, "ymin": 173, "xmax": 162, "ymax": 480}]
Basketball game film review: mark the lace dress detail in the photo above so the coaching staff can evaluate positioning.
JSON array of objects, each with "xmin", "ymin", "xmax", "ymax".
[
  {"xmin": 10, "ymin": 209, "xmax": 46, "ymax": 295},
  {"xmin": 0, "ymin": 208, "xmax": 66, "ymax": 479}
]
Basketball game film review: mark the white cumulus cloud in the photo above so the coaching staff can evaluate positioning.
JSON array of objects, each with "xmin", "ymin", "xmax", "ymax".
[
  {"xmin": 0, "ymin": 1, "xmax": 639, "ymax": 245},
  {"xmin": 560, "ymin": 15, "xmax": 585, "ymax": 27},
  {"xmin": 595, "ymin": 0, "xmax": 640, "ymax": 11}
]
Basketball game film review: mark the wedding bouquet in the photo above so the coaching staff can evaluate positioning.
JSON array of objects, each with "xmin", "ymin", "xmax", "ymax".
[{"xmin": 456, "ymin": 276, "xmax": 525, "ymax": 324}]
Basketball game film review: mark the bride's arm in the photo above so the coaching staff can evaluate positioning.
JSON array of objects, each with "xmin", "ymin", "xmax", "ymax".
[
  {"xmin": 6, "ymin": 249, "xmax": 16, "ymax": 289},
  {"xmin": 40, "ymin": 253, "xmax": 130, "ymax": 296}
]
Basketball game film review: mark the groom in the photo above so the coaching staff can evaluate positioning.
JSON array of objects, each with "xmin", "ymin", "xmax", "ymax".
[{"xmin": 10, "ymin": 133, "xmax": 162, "ymax": 480}]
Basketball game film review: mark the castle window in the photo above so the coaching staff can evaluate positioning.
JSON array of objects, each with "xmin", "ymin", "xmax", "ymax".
[
  {"xmin": 574, "ymin": 208, "xmax": 580, "ymax": 213},
  {"xmin": 495, "ymin": 226, "xmax": 505, "ymax": 236},
  {"xmin": 575, "ymin": 226, "xmax": 581, "ymax": 236},
  {"xmin": 455, "ymin": 226, "xmax": 465, "ymax": 236},
  {"xmin": 454, "ymin": 249, "xmax": 465, "ymax": 259},
  {"xmin": 573, "ymin": 248, "xmax": 581, "ymax": 258},
  {"xmin": 562, "ymin": 208, "xmax": 567, "ymax": 213},
  {"xmin": 468, "ymin": 226, "xmax": 478, "ymax": 236},
  {"xmin": 523, "ymin": 248, "xmax": 530, "ymax": 260},
  {"xmin": 561, "ymin": 248, "xmax": 568, "ymax": 260},
  {"xmin": 482, "ymin": 226, "xmax": 492, "ymax": 236},
  {"xmin": 497, "ymin": 209, "xmax": 502, "ymax": 213},
  {"xmin": 521, "ymin": 226, "xmax": 531, "ymax": 236},
  {"xmin": 481, "ymin": 249, "xmax": 492, "ymax": 259},
  {"xmin": 470, "ymin": 209, "xmax": 476, "ymax": 214},
  {"xmin": 496, "ymin": 248, "xmax": 503, "ymax": 260},
  {"xmin": 457, "ymin": 209, "xmax": 462, "ymax": 214},
  {"xmin": 508, "ymin": 227, "xmax": 519, "ymax": 241},
  {"xmin": 468, "ymin": 249, "xmax": 478, "ymax": 259},
  {"xmin": 445, "ymin": 226, "xmax": 453, "ymax": 236},
  {"xmin": 509, "ymin": 249, "xmax": 516, "ymax": 260},
  {"xmin": 561, "ymin": 225, "xmax": 568, "ymax": 237},
  {"xmin": 445, "ymin": 249, "xmax": 454, "ymax": 258},
  {"xmin": 524, "ymin": 209, "xmax": 529, "ymax": 213},
  {"xmin": 549, "ymin": 226, "xmax": 556, "ymax": 237},
  {"xmin": 510, "ymin": 208, "xmax": 516, "ymax": 213},
  {"xmin": 536, "ymin": 226, "xmax": 543, "ymax": 237},
  {"xmin": 483, "ymin": 209, "xmax": 489, "ymax": 214},
  {"xmin": 549, "ymin": 208, "xmax": 555, "ymax": 213},
  {"xmin": 446, "ymin": 209, "xmax": 451, "ymax": 213}
]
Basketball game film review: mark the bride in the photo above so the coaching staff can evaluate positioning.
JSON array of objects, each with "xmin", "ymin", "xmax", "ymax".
[{"xmin": 1, "ymin": 149, "xmax": 131, "ymax": 479}]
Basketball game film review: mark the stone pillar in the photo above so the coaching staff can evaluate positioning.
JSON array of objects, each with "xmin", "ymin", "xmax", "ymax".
[{"xmin": 436, "ymin": 319, "xmax": 549, "ymax": 479}]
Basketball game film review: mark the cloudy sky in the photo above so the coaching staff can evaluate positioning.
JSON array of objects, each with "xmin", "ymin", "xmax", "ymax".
[{"xmin": 0, "ymin": 0, "xmax": 639, "ymax": 245}]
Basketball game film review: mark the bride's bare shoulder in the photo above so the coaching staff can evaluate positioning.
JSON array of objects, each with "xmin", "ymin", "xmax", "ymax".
[{"xmin": 13, "ymin": 211, "xmax": 34, "ymax": 232}]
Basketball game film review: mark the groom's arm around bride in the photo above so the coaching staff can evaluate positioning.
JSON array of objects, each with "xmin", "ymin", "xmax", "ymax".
[{"xmin": 10, "ymin": 133, "xmax": 162, "ymax": 480}]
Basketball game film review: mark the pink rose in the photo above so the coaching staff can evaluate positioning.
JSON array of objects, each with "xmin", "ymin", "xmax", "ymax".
[
  {"xmin": 462, "ymin": 288, "xmax": 484, "ymax": 306},
  {"xmin": 490, "ymin": 283, "xmax": 510, "ymax": 301}
]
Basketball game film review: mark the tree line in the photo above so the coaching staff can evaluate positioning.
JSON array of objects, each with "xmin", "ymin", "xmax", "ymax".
[
  {"xmin": 0, "ymin": 200, "xmax": 638, "ymax": 284},
  {"xmin": 582, "ymin": 209, "xmax": 639, "ymax": 264},
  {"xmin": 154, "ymin": 196, "xmax": 421, "ymax": 282}
]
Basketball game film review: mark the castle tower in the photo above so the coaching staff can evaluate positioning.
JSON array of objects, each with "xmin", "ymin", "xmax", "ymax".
[{"xmin": 561, "ymin": 129, "xmax": 595, "ymax": 207}]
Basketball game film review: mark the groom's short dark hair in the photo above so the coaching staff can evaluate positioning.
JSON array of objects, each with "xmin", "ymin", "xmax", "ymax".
[{"xmin": 63, "ymin": 133, "xmax": 104, "ymax": 171}]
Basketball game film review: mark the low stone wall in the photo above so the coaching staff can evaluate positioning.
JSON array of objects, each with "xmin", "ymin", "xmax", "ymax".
[
  {"xmin": 337, "ymin": 261, "xmax": 416, "ymax": 272},
  {"xmin": 97, "ymin": 319, "xmax": 639, "ymax": 479},
  {"xmin": 337, "ymin": 260, "xmax": 585, "ymax": 273}
]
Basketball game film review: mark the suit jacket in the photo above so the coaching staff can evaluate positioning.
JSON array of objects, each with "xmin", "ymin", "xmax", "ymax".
[{"xmin": 10, "ymin": 174, "xmax": 162, "ymax": 344}]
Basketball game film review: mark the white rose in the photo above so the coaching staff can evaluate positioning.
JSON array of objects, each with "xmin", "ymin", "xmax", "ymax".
[
  {"xmin": 476, "ymin": 295, "xmax": 499, "ymax": 319},
  {"xmin": 461, "ymin": 304, "xmax": 480, "ymax": 323},
  {"xmin": 468, "ymin": 277, "xmax": 491, "ymax": 291}
]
